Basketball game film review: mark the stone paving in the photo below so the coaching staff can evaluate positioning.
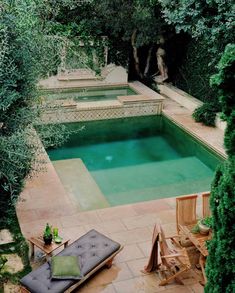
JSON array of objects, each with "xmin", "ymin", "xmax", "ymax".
[{"xmin": 15, "ymin": 94, "xmax": 225, "ymax": 292}]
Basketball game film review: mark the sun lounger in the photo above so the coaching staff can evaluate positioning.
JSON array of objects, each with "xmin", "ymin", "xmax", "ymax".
[{"xmin": 20, "ymin": 229, "xmax": 123, "ymax": 293}]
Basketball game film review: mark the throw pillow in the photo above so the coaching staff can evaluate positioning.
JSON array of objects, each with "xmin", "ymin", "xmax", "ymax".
[{"xmin": 51, "ymin": 256, "xmax": 82, "ymax": 280}]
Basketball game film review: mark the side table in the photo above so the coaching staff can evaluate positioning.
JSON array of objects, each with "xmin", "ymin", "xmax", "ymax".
[{"xmin": 28, "ymin": 236, "xmax": 69, "ymax": 260}]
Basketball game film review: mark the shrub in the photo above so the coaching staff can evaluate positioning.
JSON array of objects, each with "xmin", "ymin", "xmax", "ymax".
[
  {"xmin": 192, "ymin": 103, "xmax": 219, "ymax": 127},
  {"xmin": 205, "ymin": 159, "xmax": 235, "ymax": 293},
  {"xmin": 205, "ymin": 44, "xmax": 235, "ymax": 292}
]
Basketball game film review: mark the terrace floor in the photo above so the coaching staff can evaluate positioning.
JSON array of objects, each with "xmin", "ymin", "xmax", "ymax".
[{"xmin": 16, "ymin": 91, "xmax": 225, "ymax": 293}]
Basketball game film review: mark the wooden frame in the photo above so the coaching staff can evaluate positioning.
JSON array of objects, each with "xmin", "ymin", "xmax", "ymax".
[
  {"xmin": 202, "ymin": 192, "xmax": 211, "ymax": 218},
  {"xmin": 158, "ymin": 226, "xmax": 191, "ymax": 286},
  {"xmin": 176, "ymin": 194, "xmax": 198, "ymax": 234},
  {"xmin": 20, "ymin": 246, "xmax": 123, "ymax": 293},
  {"xmin": 179, "ymin": 223, "xmax": 210, "ymax": 285}
]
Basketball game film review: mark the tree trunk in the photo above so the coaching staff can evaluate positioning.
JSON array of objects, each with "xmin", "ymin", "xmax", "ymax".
[
  {"xmin": 144, "ymin": 47, "xmax": 153, "ymax": 76},
  {"xmin": 131, "ymin": 29, "xmax": 143, "ymax": 78}
]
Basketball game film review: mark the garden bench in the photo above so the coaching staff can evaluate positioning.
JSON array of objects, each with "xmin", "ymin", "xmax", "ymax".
[{"xmin": 20, "ymin": 229, "xmax": 123, "ymax": 293}]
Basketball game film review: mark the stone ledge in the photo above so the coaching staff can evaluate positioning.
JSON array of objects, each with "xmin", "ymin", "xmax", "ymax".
[
  {"xmin": 158, "ymin": 83, "xmax": 202, "ymax": 111},
  {"xmin": 118, "ymin": 95, "xmax": 159, "ymax": 104}
]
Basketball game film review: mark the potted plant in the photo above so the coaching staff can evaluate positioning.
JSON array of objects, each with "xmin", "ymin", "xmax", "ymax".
[
  {"xmin": 191, "ymin": 216, "xmax": 213, "ymax": 235},
  {"xmin": 198, "ymin": 216, "xmax": 213, "ymax": 235},
  {"xmin": 43, "ymin": 223, "xmax": 53, "ymax": 245}
]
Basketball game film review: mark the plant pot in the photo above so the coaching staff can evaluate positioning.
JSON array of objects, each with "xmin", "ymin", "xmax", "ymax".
[
  {"xmin": 43, "ymin": 235, "xmax": 53, "ymax": 245},
  {"xmin": 198, "ymin": 222, "xmax": 210, "ymax": 235}
]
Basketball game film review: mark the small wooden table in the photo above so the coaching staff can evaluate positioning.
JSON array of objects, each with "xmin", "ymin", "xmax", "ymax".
[
  {"xmin": 28, "ymin": 236, "xmax": 69, "ymax": 260},
  {"xmin": 180, "ymin": 223, "xmax": 211, "ymax": 284}
]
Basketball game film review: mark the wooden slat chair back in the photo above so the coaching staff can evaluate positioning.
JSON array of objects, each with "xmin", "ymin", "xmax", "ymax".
[
  {"xmin": 158, "ymin": 225, "xmax": 191, "ymax": 286},
  {"xmin": 202, "ymin": 192, "xmax": 211, "ymax": 218},
  {"xmin": 176, "ymin": 194, "xmax": 198, "ymax": 234}
]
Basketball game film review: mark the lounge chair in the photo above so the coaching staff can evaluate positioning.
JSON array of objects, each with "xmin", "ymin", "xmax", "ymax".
[
  {"xmin": 158, "ymin": 225, "xmax": 191, "ymax": 285},
  {"xmin": 143, "ymin": 224, "xmax": 191, "ymax": 286},
  {"xmin": 20, "ymin": 229, "xmax": 123, "ymax": 293}
]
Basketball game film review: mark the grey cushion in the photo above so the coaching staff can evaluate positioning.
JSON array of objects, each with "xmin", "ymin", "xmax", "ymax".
[{"xmin": 20, "ymin": 229, "xmax": 121, "ymax": 293}]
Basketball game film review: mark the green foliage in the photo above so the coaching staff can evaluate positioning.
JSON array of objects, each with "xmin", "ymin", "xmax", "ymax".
[
  {"xmin": 0, "ymin": 1, "xmax": 42, "ymax": 199},
  {"xmin": 0, "ymin": 256, "xmax": 7, "ymax": 272},
  {"xmin": 201, "ymin": 216, "xmax": 213, "ymax": 228},
  {"xmin": 37, "ymin": 124, "xmax": 70, "ymax": 149},
  {"xmin": 193, "ymin": 103, "xmax": 219, "ymax": 127},
  {"xmin": 210, "ymin": 44, "xmax": 235, "ymax": 156},
  {"xmin": 191, "ymin": 222, "xmax": 200, "ymax": 234},
  {"xmin": 0, "ymin": 2, "xmax": 72, "ymax": 287},
  {"xmin": 0, "ymin": 1, "xmax": 68, "ymax": 200},
  {"xmin": 159, "ymin": 0, "xmax": 234, "ymax": 60},
  {"xmin": 159, "ymin": 0, "xmax": 234, "ymax": 125},
  {"xmin": 49, "ymin": 0, "xmax": 172, "ymax": 75},
  {"xmin": 210, "ymin": 44, "xmax": 235, "ymax": 120},
  {"xmin": 224, "ymin": 110, "xmax": 235, "ymax": 157},
  {"xmin": 205, "ymin": 158, "xmax": 235, "ymax": 293},
  {"xmin": 0, "ymin": 196, "xmax": 31, "ymax": 288},
  {"xmin": 204, "ymin": 45, "xmax": 235, "ymax": 292},
  {"xmin": 174, "ymin": 39, "xmax": 217, "ymax": 102},
  {"xmin": 44, "ymin": 223, "xmax": 52, "ymax": 239},
  {"xmin": 191, "ymin": 216, "xmax": 213, "ymax": 233}
]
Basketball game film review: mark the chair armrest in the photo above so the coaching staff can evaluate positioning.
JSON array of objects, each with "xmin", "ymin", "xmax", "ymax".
[
  {"xmin": 165, "ymin": 235, "xmax": 180, "ymax": 239},
  {"xmin": 161, "ymin": 253, "xmax": 185, "ymax": 259}
]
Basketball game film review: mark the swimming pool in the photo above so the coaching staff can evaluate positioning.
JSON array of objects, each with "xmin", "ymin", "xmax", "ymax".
[
  {"xmin": 43, "ymin": 86, "xmax": 137, "ymax": 102},
  {"xmin": 47, "ymin": 116, "xmax": 224, "ymax": 208}
]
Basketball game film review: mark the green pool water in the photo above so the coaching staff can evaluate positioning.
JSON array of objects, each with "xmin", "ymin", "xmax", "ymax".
[
  {"xmin": 47, "ymin": 116, "xmax": 224, "ymax": 206},
  {"xmin": 43, "ymin": 86, "xmax": 137, "ymax": 102}
]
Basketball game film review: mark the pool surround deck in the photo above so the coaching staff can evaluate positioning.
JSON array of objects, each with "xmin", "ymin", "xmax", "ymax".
[{"xmin": 16, "ymin": 84, "xmax": 225, "ymax": 292}]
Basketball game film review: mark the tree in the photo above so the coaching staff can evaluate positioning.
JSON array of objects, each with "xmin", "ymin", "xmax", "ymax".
[
  {"xmin": 0, "ymin": 0, "xmax": 72, "ymax": 204},
  {"xmin": 47, "ymin": 0, "xmax": 172, "ymax": 78},
  {"xmin": 159, "ymin": 0, "xmax": 235, "ymax": 124},
  {"xmin": 205, "ymin": 44, "xmax": 235, "ymax": 293},
  {"xmin": 0, "ymin": 1, "xmax": 42, "ymax": 201},
  {"xmin": 159, "ymin": 0, "xmax": 234, "ymax": 60}
]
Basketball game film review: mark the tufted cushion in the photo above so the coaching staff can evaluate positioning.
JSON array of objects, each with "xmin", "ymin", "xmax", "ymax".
[{"xmin": 20, "ymin": 229, "xmax": 121, "ymax": 293}]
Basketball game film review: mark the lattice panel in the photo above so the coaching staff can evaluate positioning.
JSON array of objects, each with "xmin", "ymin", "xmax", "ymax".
[{"xmin": 41, "ymin": 102, "xmax": 162, "ymax": 124}]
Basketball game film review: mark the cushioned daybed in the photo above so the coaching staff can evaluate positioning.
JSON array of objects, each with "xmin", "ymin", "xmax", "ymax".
[{"xmin": 20, "ymin": 229, "xmax": 123, "ymax": 293}]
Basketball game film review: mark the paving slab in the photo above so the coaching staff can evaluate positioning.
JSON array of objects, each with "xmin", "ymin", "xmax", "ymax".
[
  {"xmin": 1, "ymin": 254, "xmax": 24, "ymax": 274},
  {"xmin": 0, "ymin": 229, "xmax": 14, "ymax": 245}
]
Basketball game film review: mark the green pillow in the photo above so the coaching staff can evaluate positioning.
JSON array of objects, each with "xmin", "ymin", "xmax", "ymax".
[{"xmin": 51, "ymin": 256, "xmax": 82, "ymax": 280}]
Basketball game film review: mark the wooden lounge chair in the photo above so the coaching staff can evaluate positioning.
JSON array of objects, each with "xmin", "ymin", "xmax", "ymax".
[
  {"xmin": 20, "ymin": 229, "xmax": 123, "ymax": 293},
  {"xmin": 176, "ymin": 194, "xmax": 198, "ymax": 234},
  {"xmin": 143, "ymin": 224, "xmax": 191, "ymax": 286},
  {"xmin": 202, "ymin": 192, "xmax": 211, "ymax": 218},
  {"xmin": 158, "ymin": 225, "xmax": 191, "ymax": 286}
]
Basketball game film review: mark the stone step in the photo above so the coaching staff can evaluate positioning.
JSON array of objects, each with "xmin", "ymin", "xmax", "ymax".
[
  {"xmin": 53, "ymin": 158, "xmax": 109, "ymax": 211},
  {"xmin": 91, "ymin": 156, "xmax": 213, "ymax": 205}
]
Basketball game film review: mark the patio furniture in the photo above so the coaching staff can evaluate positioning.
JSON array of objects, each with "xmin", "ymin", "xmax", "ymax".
[
  {"xmin": 143, "ymin": 224, "xmax": 191, "ymax": 286},
  {"xmin": 20, "ymin": 229, "xmax": 123, "ymax": 293},
  {"xmin": 176, "ymin": 194, "xmax": 198, "ymax": 234},
  {"xmin": 202, "ymin": 192, "xmax": 211, "ymax": 218},
  {"xmin": 158, "ymin": 225, "xmax": 191, "ymax": 286},
  {"xmin": 179, "ymin": 223, "xmax": 211, "ymax": 284},
  {"xmin": 28, "ymin": 235, "xmax": 69, "ymax": 261}
]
